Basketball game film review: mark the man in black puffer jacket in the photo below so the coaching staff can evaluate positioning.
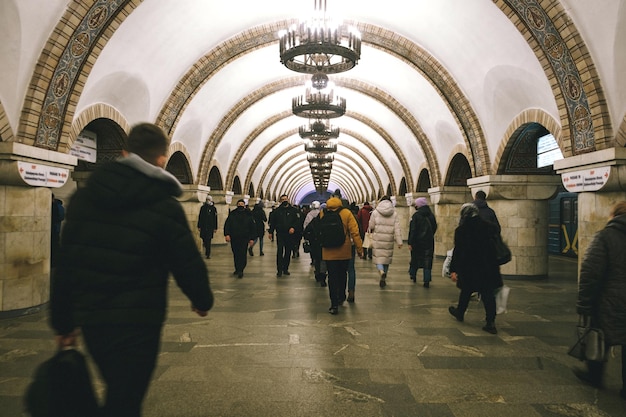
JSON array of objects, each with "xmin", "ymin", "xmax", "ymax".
[
  {"xmin": 50, "ymin": 123, "xmax": 214, "ymax": 417},
  {"xmin": 574, "ymin": 201, "xmax": 626, "ymax": 399}
]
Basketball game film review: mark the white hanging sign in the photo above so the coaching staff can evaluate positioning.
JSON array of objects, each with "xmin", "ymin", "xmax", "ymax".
[
  {"xmin": 561, "ymin": 166, "xmax": 610, "ymax": 192},
  {"xmin": 17, "ymin": 161, "xmax": 69, "ymax": 188}
]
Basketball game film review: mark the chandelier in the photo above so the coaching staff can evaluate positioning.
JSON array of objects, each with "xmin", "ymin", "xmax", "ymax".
[
  {"xmin": 304, "ymin": 139, "xmax": 337, "ymax": 154},
  {"xmin": 279, "ymin": 0, "xmax": 361, "ymax": 74},
  {"xmin": 299, "ymin": 119, "xmax": 339, "ymax": 140},
  {"xmin": 292, "ymin": 73, "xmax": 346, "ymax": 119}
]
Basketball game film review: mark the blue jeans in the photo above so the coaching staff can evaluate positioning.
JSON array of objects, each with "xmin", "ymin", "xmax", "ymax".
[
  {"xmin": 376, "ymin": 264, "xmax": 389, "ymax": 274},
  {"xmin": 409, "ymin": 266, "xmax": 432, "ymax": 283}
]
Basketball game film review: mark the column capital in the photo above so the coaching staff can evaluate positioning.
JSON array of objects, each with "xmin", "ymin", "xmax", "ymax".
[
  {"xmin": 554, "ymin": 147, "xmax": 626, "ymax": 193},
  {"xmin": 467, "ymin": 175, "xmax": 561, "ymax": 200},
  {"xmin": 428, "ymin": 186, "xmax": 471, "ymax": 205},
  {"xmin": 0, "ymin": 142, "xmax": 77, "ymax": 188},
  {"xmin": 178, "ymin": 184, "xmax": 210, "ymax": 202}
]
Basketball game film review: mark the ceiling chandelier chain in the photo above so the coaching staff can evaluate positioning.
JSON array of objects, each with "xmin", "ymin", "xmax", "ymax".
[{"xmin": 279, "ymin": 0, "xmax": 362, "ymax": 193}]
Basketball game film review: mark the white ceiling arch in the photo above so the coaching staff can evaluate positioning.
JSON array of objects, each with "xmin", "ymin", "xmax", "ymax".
[{"xmin": 1, "ymin": 0, "xmax": 624, "ymax": 205}]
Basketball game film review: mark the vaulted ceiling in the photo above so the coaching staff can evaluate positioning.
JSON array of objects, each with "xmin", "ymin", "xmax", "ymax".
[{"xmin": 1, "ymin": 0, "xmax": 625, "ymax": 204}]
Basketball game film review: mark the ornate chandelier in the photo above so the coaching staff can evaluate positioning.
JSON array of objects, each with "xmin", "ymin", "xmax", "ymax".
[
  {"xmin": 279, "ymin": 0, "xmax": 361, "ymax": 74},
  {"xmin": 299, "ymin": 119, "xmax": 339, "ymax": 140},
  {"xmin": 292, "ymin": 73, "xmax": 346, "ymax": 119},
  {"xmin": 304, "ymin": 139, "xmax": 337, "ymax": 154}
]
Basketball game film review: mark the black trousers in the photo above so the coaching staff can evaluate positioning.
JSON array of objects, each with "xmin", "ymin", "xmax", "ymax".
[
  {"xmin": 230, "ymin": 238, "xmax": 249, "ymax": 273},
  {"xmin": 201, "ymin": 235, "xmax": 213, "ymax": 257},
  {"xmin": 326, "ymin": 259, "xmax": 349, "ymax": 307},
  {"xmin": 456, "ymin": 288, "xmax": 497, "ymax": 323},
  {"xmin": 275, "ymin": 234, "xmax": 292, "ymax": 273},
  {"xmin": 82, "ymin": 324, "xmax": 161, "ymax": 417}
]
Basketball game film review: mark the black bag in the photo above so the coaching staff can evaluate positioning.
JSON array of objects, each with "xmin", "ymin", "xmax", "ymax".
[
  {"xmin": 302, "ymin": 240, "xmax": 311, "ymax": 253},
  {"xmin": 24, "ymin": 348, "xmax": 100, "ymax": 417},
  {"xmin": 492, "ymin": 233, "xmax": 511, "ymax": 265},
  {"xmin": 318, "ymin": 208, "xmax": 346, "ymax": 248},
  {"xmin": 568, "ymin": 316, "xmax": 607, "ymax": 362}
]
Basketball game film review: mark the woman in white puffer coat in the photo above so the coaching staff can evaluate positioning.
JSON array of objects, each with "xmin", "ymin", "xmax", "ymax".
[{"xmin": 368, "ymin": 196, "xmax": 403, "ymax": 288}]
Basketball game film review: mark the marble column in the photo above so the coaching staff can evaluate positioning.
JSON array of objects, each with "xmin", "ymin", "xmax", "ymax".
[
  {"xmin": 0, "ymin": 142, "xmax": 76, "ymax": 314},
  {"xmin": 178, "ymin": 185, "xmax": 210, "ymax": 250},
  {"xmin": 392, "ymin": 195, "xmax": 410, "ymax": 241},
  {"xmin": 428, "ymin": 186, "xmax": 472, "ymax": 258},
  {"xmin": 555, "ymin": 147, "xmax": 626, "ymax": 272},
  {"xmin": 468, "ymin": 175, "xmax": 561, "ymax": 280}
]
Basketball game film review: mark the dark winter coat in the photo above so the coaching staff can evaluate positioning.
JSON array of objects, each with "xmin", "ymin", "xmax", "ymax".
[
  {"xmin": 577, "ymin": 214, "xmax": 626, "ymax": 346},
  {"xmin": 251, "ymin": 204, "xmax": 267, "ymax": 238},
  {"xmin": 197, "ymin": 203, "xmax": 218, "ymax": 239},
  {"xmin": 268, "ymin": 202, "xmax": 302, "ymax": 235},
  {"xmin": 357, "ymin": 204, "xmax": 372, "ymax": 239},
  {"xmin": 450, "ymin": 215, "xmax": 502, "ymax": 293},
  {"xmin": 473, "ymin": 199, "xmax": 500, "ymax": 232},
  {"xmin": 224, "ymin": 207, "xmax": 256, "ymax": 241},
  {"xmin": 408, "ymin": 205, "xmax": 437, "ymax": 269},
  {"xmin": 51, "ymin": 154, "xmax": 213, "ymax": 335}
]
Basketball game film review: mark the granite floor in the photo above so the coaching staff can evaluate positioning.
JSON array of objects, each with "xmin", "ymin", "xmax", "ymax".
[{"xmin": 1, "ymin": 242, "xmax": 625, "ymax": 417}]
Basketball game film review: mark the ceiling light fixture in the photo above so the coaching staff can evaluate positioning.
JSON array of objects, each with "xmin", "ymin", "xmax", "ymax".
[{"xmin": 279, "ymin": 0, "xmax": 361, "ymax": 74}]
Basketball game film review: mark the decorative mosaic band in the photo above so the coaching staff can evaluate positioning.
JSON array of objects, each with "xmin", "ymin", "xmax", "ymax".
[
  {"xmin": 507, "ymin": 0, "xmax": 594, "ymax": 154},
  {"xmin": 36, "ymin": 0, "xmax": 127, "ymax": 150}
]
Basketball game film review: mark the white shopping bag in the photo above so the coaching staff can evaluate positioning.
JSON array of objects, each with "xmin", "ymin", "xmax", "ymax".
[
  {"xmin": 442, "ymin": 248, "xmax": 453, "ymax": 278},
  {"xmin": 495, "ymin": 285, "xmax": 511, "ymax": 314}
]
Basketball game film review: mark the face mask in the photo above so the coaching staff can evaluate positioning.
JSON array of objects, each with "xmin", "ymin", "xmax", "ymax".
[{"xmin": 237, "ymin": 206, "xmax": 245, "ymax": 210}]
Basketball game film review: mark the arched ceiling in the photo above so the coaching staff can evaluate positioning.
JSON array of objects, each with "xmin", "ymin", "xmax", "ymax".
[{"xmin": 1, "ymin": 0, "xmax": 625, "ymax": 204}]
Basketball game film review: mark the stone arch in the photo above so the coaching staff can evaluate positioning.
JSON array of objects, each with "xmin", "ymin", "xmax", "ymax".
[
  {"xmin": 208, "ymin": 166, "xmax": 224, "ymax": 190},
  {"xmin": 386, "ymin": 184, "xmax": 392, "ymax": 196},
  {"xmin": 70, "ymin": 104, "xmax": 130, "ymax": 152},
  {"xmin": 494, "ymin": 108, "xmax": 562, "ymax": 174},
  {"xmin": 74, "ymin": 118, "xmax": 126, "ymax": 173},
  {"xmin": 398, "ymin": 177, "xmax": 408, "ymax": 196},
  {"xmin": 0, "ymin": 101, "xmax": 14, "ymax": 142},
  {"xmin": 248, "ymin": 182, "xmax": 255, "ymax": 197},
  {"xmin": 232, "ymin": 176, "xmax": 242, "ymax": 195},
  {"xmin": 19, "ymin": 0, "xmax": 138, "ymax": 149},
  {"xmin": 165, "ymin": 151, "xmax": 193, "ymax": 184},
  {"xmin": 498, "ymin": 122, "xmax": 555, "ymax": 175},
  {"xmin": 494, "ymin": 0, "xmax": 611, "ymax": 155},
  {"xmin": 617, "ymin": 114, "xmax": 626, "ymax": 147},
  {"xmin": 416, "ymin": 169, "xmax": 432, "ymax": 192},
  {"xmin": 445, "ymin": 154, "xmax": 472, "ymax": 187}
]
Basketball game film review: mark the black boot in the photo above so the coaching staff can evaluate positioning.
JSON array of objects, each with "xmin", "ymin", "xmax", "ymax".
[
  {"xmin": 482, "ymin": 321, "xmax": 497, "ymax": 334},
  {"xmin": 448, "ymin": 306, "xmax": 464, "ymax": 322}
]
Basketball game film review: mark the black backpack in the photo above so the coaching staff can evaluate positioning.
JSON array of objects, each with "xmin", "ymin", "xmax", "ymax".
[{"xmin": 318, "ymin": 208, "xmax": 346, "ymax": 248}]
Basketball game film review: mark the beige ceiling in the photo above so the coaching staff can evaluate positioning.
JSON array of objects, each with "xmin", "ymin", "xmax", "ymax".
[{"xmin": 1, "ymin": 0, "xmax": 625, "ymax": 204}]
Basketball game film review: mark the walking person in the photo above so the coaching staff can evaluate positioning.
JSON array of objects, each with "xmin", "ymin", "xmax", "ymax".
[
  {"xmin": 473, "ymin": 190, "xmax": 500, "ymax": 231},
  {"xmin": 368, "ymin": 196, "xmax": 403, "ymax": 288},
  {"xmin": 197, "ymin": 195, "xmax": 218, "ymax": 259},
  {"xmin": 448, "ymin": 203, "xmax": 502, "ymax": 334},
  {"xmin": 268, "ymin": 194, "xmax": 302, "ymax": 277},
  {"xmin": 250, "ymin": 201, "xmax": 267, "ymax": 256},
  {"xmin": 357, "ymin": 202, "xmax": 373, "ymax": 259},
  {"xmin": 320, "ymin": 195, "xmax": 363, "ymax": 315},
  {"xmin": 50, "ymin": 194, "xmax": 65, "ymax": 268},
  {"xmin": 50, "ymin": 123, "xmax": 214, "ymax": 417},
  {"xmin": 347, "ymin": 205, "xmax": 360, "ymax": 302},
  {"xmin": 573, "ymin": 201, "xmax": 626, "ymax": 399},
  {"xmin": 303, "ymin": 201, "xmax": 327, "ymax": 286},
  {"xmin": 408, "ymin": 197, "xmax": 437, "ymax": 287},
  {"xmin": 224, "ymin": 199, "xmax": 256, "ymax": 278}
]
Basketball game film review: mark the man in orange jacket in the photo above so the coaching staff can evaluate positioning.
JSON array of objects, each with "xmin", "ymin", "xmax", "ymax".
[{"xmin": 321, "ymin": 196, "xmax": 364, "ymax": 315}]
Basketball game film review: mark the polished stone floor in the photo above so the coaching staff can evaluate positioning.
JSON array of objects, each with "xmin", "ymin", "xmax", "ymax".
[{"xmin": 1, "ymin": 242, "xmax": 625, "ymax": 417}]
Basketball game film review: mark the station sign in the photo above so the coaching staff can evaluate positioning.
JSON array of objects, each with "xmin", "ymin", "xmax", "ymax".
[
  {"xmin": 17, "ymin": 161, "xmax": 69, "ymax": 188},
  {"xmin": 561, "ymin": 166, "xmax": 610, "ymax": 192},
  {"xmin": 70, "ymin": 130, "xmax": 97, "ymax": 163}
]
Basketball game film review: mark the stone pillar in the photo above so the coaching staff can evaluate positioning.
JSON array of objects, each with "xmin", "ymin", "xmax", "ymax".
[
  {"xmin": 428, "ymin": 186, "xmax": 472, "ymax": 258},
  {"xmin": 178, "ymin": 185, "xmax": 210, "ymax": 250},
  {"xmin": 468, "ymin": 175, "xmax": 561, "ymax": 280},
  {"xmin": 391, "ymin": 195, "xmax": 410, "ymax": 241},
  {"xmin": 0, "ymin": 142, "xmax": 76, "ymax": 314},
  {"xmin": 555, "ymin": 148, "xmax": 626, "ymax": 272}
]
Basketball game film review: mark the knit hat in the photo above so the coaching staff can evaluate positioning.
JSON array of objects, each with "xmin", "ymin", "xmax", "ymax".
[{"xmin": 414, "ymin": 197, "xmax": 428, "ymax": 208}]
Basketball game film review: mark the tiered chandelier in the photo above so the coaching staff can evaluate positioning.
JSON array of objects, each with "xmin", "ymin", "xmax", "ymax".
[{"xmin": 279, "ymin": 0, "xmax": 361, "ymax": 195}]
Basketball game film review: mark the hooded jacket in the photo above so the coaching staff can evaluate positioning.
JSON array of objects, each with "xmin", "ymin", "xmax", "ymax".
[
  {"xmin": 51, "ymin": 154, "xmax": 214, "ymax": 335},
  {"xmin": 368, "ymin": 199, "xmax": 403, "ymax": 264},
  {"xmin": 320, "ymin": 197, "xmax": 363, "ymax": 261},
  {"xmin": 577, "ymin": 214, "xmax": 626, "ymax": 346}
]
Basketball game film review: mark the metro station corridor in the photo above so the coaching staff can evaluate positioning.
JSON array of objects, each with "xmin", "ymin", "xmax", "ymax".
[{"xmin": 1, "ymin": 243, "xmax": 625, "ymax": 417}]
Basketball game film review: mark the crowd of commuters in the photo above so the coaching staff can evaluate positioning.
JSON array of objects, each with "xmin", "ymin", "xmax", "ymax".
[{"xmin": 49, "ymin": 127, "xmax": 626, "ymax": 413}]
